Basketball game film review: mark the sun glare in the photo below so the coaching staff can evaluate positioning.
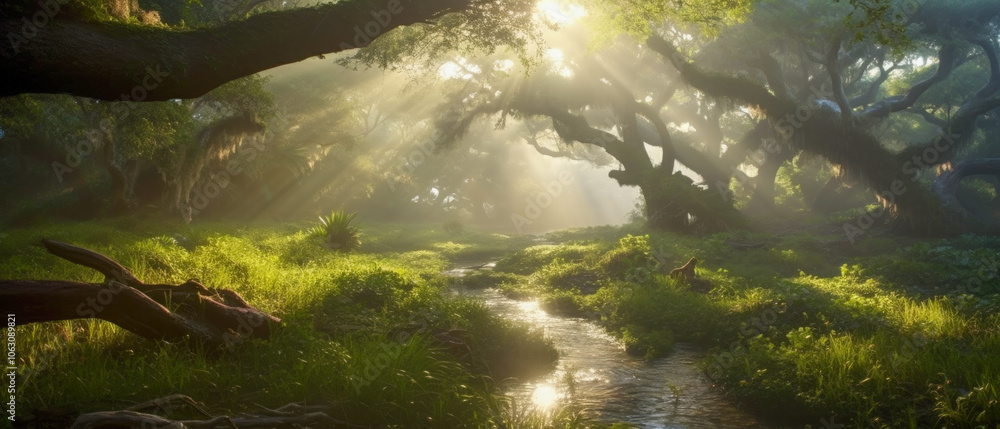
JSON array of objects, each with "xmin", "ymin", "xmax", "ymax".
[
  {"xmin": 438, "ymin": 58, "xmax": 481, "ymax": 80},
  {"xmin": 545, "ymin": 48, "xmax": 574, "ymax": 77},
  {"xmin": 535, "ymin": 0, "xmax": 587, "ymax": 25},
  {"xmin": 530, "ymin": 384, "xmax": 561, "ymax": 410}
]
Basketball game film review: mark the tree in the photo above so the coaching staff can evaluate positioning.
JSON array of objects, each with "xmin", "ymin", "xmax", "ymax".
[
  {"xmin": 426, "ymin": 29, "xmax": 745, "ymax": 232},
  {"xmin": 0, "ymin": 0, "xmax": 537, "ymax": 100},
  {"xmin": 643, "ymin": 0, "xmax": 1000, "ymax": 234},
  {"xmin": 423, "ymin": 0, "xmax": 1000, "ymax": 234}
]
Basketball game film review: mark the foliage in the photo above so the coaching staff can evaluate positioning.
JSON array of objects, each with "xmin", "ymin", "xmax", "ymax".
[
  {"xmin": 840, "ymin": 0, "xmax": 915, "ymax": 54},
  {"xmin": 2, "ymin": 221, "xmax": 563, "ymax": 428},
  {"xmin": 487, "ymin": 223, "xmax": 1000, "ymax": 427},
  {"xmin": 307, "ymin": 210, "xmax": 362, "ymax": 252},
  {"xmin": 597, "ymin": 234, "xmax": 653, "ymax": 279},
  {"xmin": 581, "ymin": 0, "xmax": 755, "ymax": 46},
  {"xmin": 342, "ymin": 0, "xmax": 543, "ymax": 71},
  {"xmin": 494, "ymin": 243, "xmax": 604, "ymax": 275}
]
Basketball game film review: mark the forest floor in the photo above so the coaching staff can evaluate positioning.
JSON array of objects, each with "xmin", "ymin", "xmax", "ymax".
[
  {"xmin": 1, "ymin": 220, "xmax": 585, "ymax": 428},
  {"xmin": 469, "ymin": 221, "xmax": 1000, "ymax": 428},
  {"xmin": 2, "ymin": 219, "xmax": 999, "ymax": 428}
]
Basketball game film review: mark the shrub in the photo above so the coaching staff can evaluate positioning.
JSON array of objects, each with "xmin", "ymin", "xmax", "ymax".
[
  {"xmin": 308, "ymin": 210, "xmax": 361, "ymax": 252},
  {"xmin": 494, "ymin": 243, "xmax": 601, "ymax": 275},
  {"xmin": 599, "ymin": 234, "xmax": 654, "ymax": 279}
]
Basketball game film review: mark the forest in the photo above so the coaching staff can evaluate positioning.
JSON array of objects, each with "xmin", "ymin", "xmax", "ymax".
[{"xmin": 1, "ymin": 0, "xmax": 999, "ymax": 427}]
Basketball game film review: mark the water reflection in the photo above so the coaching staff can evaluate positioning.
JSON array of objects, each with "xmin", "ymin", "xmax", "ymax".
[
  {"xmin": 457, "ymin": 286, "xmax": 773, "ymax": 428},
  {"xmin": 530, "ymin": 384, "xmax": 561, "ymax": 410}
]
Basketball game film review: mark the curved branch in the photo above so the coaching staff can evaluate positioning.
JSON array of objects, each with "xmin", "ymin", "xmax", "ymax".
[
  {"xmin": 0, "ymin": 0, "xmax": 474, "ymax": 100},
  {"xmin": 646, "ymin": 34, "xmax": 794, "ymax": 117},
  {"xmin": 747, "ymin": 52, "xmax": 789, "ymax": 99},
  {"xmin": 824, "ymin": 36, "xmax": 854, "ymax": 125},
  {"xmin": 933, "ymin": 158, "xmax": 1000, "ymax": 218},
  {"xmin": 905, "ymin": 106, "xmax": 947, "ymax": 128},
  {"xmin": 896, "ymin": 95, "xmax": 1000, "ymax": 168},
  {"xmin": 969, "ymin": 37, "xmax": 1000, "ymax": 100},
  {"xmin": 850, "ymin": 61, "xmax": 898, "ymax": 108},
  {"xmin": 42, "ymin": 239, "xmax": 145, "ymax": 286},
  {"xmin": 521, "ymin": 127, "xmax": 586, "ymax": 161},
  {"xmin": 861, "ymin": 44, "xmax": 958, "ymax": 119},
  {"xmin": 634, "ymin": 103, "xmax": 676, "ymax": 170}
]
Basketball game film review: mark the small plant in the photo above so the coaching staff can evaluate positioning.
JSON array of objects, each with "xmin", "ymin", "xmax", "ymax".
[{"xmin": 308, "ymin": 210, "xmax": 361, "ymax": 251}]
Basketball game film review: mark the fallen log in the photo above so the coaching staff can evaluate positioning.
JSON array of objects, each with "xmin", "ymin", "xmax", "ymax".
[{"xmin": 0, "ymin": 240, "xmax": 280, "ymax": 348}]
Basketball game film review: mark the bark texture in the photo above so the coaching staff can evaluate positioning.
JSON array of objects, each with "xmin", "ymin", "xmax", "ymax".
[
  {"xmin": 0, "ymin": 239, "xmax": 280, "ymax": 348},
  {"xmin": 0, "ymin": 0, "xmax": 471, "ymax": 100}
]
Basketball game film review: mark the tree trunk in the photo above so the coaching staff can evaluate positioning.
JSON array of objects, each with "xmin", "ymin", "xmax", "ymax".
[
  {"xmin": 811, "ymin": 176, "xmax": 844, "ymax": 213},
  {"xmin": 641, "ymin": 172, "xmax": 688, "ymax": 231},
  {"xmin": 746, "ymin": 150, "xmax": 787, "ymax": 212},
  {"xmin": 100, "ymin": 132, "xmax": 130, "ymax": 215}
]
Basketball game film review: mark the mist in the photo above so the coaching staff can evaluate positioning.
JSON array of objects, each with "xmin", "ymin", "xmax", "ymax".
[{"xmin": 3, "ymin": 0, "xmax": 1000, "ymax": 428}]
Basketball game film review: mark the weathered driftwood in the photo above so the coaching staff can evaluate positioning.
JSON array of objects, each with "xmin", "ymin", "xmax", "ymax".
[
  {"xmin": 69, "ymin": 396, "xmax": 356, "ymax": 429},
  {"xmin": 0, "ymin": 240, "xmax": 280, "ymax": 348}
]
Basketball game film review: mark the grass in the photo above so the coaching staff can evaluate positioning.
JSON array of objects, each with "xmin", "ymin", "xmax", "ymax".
[
  {"xmin": 6, "ymin": 219, "xmax": 1000, "ymax": 428},
  {"xmin": 480, "ymin": 225, "xmax": 1000, "ymax": 428},
  {"xmin": 1, "ymin": 219, "xmax": 572, "ymax": 428}
]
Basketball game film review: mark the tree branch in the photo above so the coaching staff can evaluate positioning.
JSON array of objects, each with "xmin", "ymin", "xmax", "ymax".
[
  {"xmin": 0, "ymin": 0, "xmax": 474, "ymax": 100},
  {"xmin": 747, "ymin": 52, "xmax": 789, "ymax": 99},
  {"xmin": 905, "ymin": 106, "xmax": 947, "ymax": 128},
  {"xmin": 933, "ymin": 158, "xmax": 1000, "ymax": 219},
  {"xmin": 521, "ymin": 125, "xmax": 586, "ymax": 161},
  {"xmin": 634, "ymin": 102, "xmax": 675, "ymax": 171},
  {"xmin": 646, "ymin": 34, "xmax": 794, "ymax": 117},
  {"xmin": 824, "ymin": 36, "xmax": 854, "ymax": 125},
  {"xmin": 968, "ymin": 37, "xmax": 1000, "ymax": 100},
  {"xmin": 860, "ymin": 44, "xmax": 958, "ymax": 118}
]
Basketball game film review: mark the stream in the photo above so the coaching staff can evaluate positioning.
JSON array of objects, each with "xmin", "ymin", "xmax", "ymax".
[{"xmin": 446, "ymin": 263, "xmax": 772, "ymax": 428}]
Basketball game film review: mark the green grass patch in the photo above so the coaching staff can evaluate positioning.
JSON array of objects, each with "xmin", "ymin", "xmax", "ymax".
[
  {"xmin": 481, "ymin": 226, "xmax": 1000, "ymax": 428},
  {"xmin": 2, "ymin": 220, "xmax": 566, "ymax": 428}
]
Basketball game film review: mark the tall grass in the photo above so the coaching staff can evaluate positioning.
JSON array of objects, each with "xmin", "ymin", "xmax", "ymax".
[{"xmin": 2, "ymin": 220, "xmax": 566, "ymax": 427}]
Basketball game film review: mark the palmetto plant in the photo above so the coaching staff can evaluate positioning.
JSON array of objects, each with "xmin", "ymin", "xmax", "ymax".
[{"xmin": 308, "ymin": 210, "xmax": 361, "ymax": 251}]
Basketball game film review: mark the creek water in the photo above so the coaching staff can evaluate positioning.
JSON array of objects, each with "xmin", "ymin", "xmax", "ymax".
[{"xmin": 446, "ymin": 263, "xmax": 773, "ymax": 429}]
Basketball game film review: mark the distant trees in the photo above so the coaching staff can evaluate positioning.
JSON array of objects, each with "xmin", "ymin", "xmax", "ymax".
[
  {"xmin": 3, "ymin": 0, "xmax": 999, "ymax": 236},
  {"xmin": 0, "ymin": 76, "xmax": 274, "ymax": 222},
  {"xmin": 649, "ymin": 0, "xmax": 1000, "ymax": 235},
  {"xmin": 413, "ymin": 0, "xmax": 1000, "ymax": 235}
]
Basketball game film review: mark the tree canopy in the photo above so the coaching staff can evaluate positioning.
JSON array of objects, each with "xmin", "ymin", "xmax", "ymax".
[{"xmin": 2, "ymin": 0, "xmax": 1000, "ymax": 237}]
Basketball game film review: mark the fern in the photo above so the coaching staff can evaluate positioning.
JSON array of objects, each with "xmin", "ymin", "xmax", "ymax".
[{"xmin": 308, "ymin": 210, "xmax": 361, "ymax": 252}]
